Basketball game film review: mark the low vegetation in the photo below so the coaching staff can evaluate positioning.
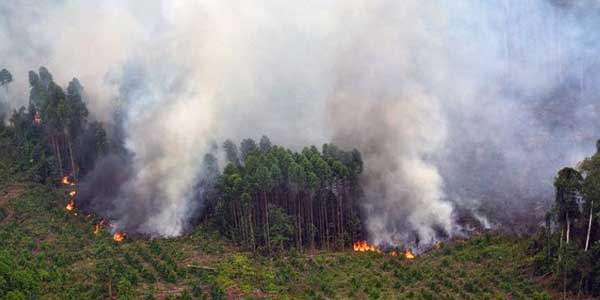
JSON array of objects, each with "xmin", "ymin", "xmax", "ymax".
[
  {"xmin": 0, "ymin": 180, "xmax": 553, "ymax": 299},
  {"xmin": 0, "ymin": 66, "xmax": 568, "ymax": 299}
]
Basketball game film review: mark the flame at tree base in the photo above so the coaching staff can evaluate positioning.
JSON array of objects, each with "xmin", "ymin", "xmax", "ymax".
[
  {"xmin": 63, "ymin": 175, "xmax": 77, "ymax": 212},
  {"xmin": 62, "ymin": 176, "xmax": 75, "ymax": 187},
  {"xmin": 113, "ymin": 232, "xmax": 126, "ymax": 242},
  {"xmin": 65, "ymin": 199, "xmax": 75, "ymax": 211},
  {"xmin": 95, "ymin": 219, "xmax": 107, "ymax": 235},
  {"xmin": 352, "ymin": 240, "xmax": 417, "ymax": 259},
  {"xmin": 353, "ymin": 240, "xmax": 381, "ymax": 253}
]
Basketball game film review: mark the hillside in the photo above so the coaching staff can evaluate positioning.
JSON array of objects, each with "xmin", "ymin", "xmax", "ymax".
[
  {"xmin": 0, "ymin": 179, "xmax": 555, "ymax": 300},
  {"xmin": 0, "ymin": 115, "xmax": 557, "ymax": 300}
]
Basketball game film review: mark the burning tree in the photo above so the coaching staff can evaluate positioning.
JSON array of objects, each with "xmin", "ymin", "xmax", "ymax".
[
  {"xmin": 113, "ymin": 232, "xmax": 126, "ymax": 243},
  {"xmin": 27, "ymin": 67, "xmax": 94, "ymax": 180}
]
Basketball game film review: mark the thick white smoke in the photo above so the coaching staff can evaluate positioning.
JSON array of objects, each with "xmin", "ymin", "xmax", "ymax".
[{"xmin": 1, "ymin": 1, "xmax": 599, "ymax": 243}]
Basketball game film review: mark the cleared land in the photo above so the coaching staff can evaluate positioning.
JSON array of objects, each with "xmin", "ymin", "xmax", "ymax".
[{"xmin": 0, "ymin": 178, "xmax": 556, "ymax": 300}]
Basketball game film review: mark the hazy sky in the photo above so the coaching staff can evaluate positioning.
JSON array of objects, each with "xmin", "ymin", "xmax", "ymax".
[{"xmin": 1, "ymin": 0, "xmax": 599, "ymax": 246}]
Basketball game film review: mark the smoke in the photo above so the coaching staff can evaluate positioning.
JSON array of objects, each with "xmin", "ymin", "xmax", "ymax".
[{"xmin": 1, "ymin": 1, "xmax": 599, "ymax": 243}]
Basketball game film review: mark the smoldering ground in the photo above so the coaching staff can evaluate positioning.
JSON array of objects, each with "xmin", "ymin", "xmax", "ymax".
[{"xmin": 1, "ymin": 1, "xmax": 600, "ymax": 245}]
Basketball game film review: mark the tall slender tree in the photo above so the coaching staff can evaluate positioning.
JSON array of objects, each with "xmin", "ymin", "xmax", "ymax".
[{"xmin": 554, "ymin": 167, "xmax": 583, "ymax": 245}]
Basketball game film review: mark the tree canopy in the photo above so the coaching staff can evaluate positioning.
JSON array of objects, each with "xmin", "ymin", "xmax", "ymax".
[{"xmin": 211, "ymin": 139, "xmax": 364, "ymax": 252}]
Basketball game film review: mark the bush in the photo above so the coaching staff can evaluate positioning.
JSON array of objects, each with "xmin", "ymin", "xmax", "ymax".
[
  {"xmin": 211, "ymin": 285, "xmax": 226, "ymax": 300},
  {"xmin": 117, "ymin": 278, "xmax": 136, "ymax": 300}
]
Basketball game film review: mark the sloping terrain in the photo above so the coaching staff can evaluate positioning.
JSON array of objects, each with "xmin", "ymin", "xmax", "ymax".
[{"xmin": 0, "ymin": 177, "xmax": 556, "ymax": 300}]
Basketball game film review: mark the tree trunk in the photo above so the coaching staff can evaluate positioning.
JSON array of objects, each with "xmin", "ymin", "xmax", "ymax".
[
  {"xmin": 309, "ymin": 193, "xmax": 315, "ymax": 250},
  {"xmin": 52, "ymin": 136, "xmax": 63, "ymax": 176},
  {"xmin": 557, "ymin": 228, "xmax": 564, "ymax": 275},
  {"xmin": 297, "ymin": 192, "xmax": 302, "ymax": 250},
  {"xmin": 566, "ymin": 211, "xmax": 570, "ymax": 245},
  {"xmin": 563, "ymin": 269, "xmax": 567, "ymax": 300},
  {"xmin": 230, "ymin": 202, "xmax": 237, "ymax": 242},
  {"xmin": 585, "ymin": 200, "xmax": 594, "ymax": 252},
  {"xmin": 235, "ymin": 200, "xmax": 244, "ymax": 246},
  {"xmin": 67, "ymin": 135, "xmax": 77, "ymax": 180},
  {"xmin": 324, "ymin": 191, "xmax": 329, "ymax": 249},
  {"xmin": 263, "ymin": 190, "xmax": 270, "ymax": 252},
  {"xmin": 108, "ymin": 278, "xmax": 112, "ymax": 300},
  {"xmin": 248, "ymin": 202, "xmax": 255, "ymax": 251}
]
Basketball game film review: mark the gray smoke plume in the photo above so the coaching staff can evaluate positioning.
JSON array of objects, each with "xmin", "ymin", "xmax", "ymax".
[{"xmin": 1, "ymin": 1, "xmax": 599, "ymax": 243}]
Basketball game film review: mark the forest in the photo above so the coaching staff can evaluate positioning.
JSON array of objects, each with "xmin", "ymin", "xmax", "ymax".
[
  {"xmin": 1, "ymin": 66, "xmax": 366, "ymax": 253},
  {"xmin": 530, "ymin": 140, "xmax": 600, "ymax": 298},
  {"xmin": 1, "ymin": 67, "xmax": 108, "ymax": 184},
  {"xmin": 209, "ymin": 138, "xmax": 364, "ymax": 252},
  {"xmin": 1, "ymin": 66, "xmax": 599, "ymax": 300}
]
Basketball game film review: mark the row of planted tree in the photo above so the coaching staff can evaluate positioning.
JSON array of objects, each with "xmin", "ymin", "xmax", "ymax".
[
  {"xmin": 206, "ymin": 137, "xmax": 365, "ymax": 253},
  {"xmin": 531, "ymin": 140, "xmax": 600, "ymax": 298}
]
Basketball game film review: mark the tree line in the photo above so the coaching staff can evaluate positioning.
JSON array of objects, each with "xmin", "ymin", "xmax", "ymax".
[
  {"xmin": 2, "ymin": 66, "xmax": 369, "ymax": 254},
  {"xmin": 0, "ymin": 67, "xmax": 108, "ymax": 183},
  {"xmin": 200, "ymin": 137, "xmax": 365, "ymax": 253},
  {"xmin": 531, "ymin": 140, "xmax": 600, "ymax": 298}
]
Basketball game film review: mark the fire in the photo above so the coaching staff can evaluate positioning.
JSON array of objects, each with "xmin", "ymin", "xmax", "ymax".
[
  {"xmin": 352, "ymin": 240, "xmax": 417, "ymax": 259},
  {"xmin": 62, "ymin": 176, "xmax": 75, "ymax": 186},
  {"xmin": 353, "ymin": 240, "xmax": 381, "ymax": 253},
  {"xmin": 66, "ymin": 199, "xmax": 75, "ymax": 211},
  {"xmin": 33, "ymin": 112, "xmax": 42, "ymax": 126},
  {"xmin": 94, "ymin": 219, "xmax": 107, "ymax": 235},
  {"xmin": 63, "ymin": 176, "xmax": 77, "ymax": 212},
  {"xmin": 113, "ymin": 232, "xmax": 126, "ymax": 242}
]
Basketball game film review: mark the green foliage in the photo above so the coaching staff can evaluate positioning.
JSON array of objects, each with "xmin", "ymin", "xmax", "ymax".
[
  {"xmin": 117, "ymin": 278, "xmax": 136, "ymax": 300},
  {"xmin": 532, "ymin": 143, "xmax": 600, "ymax": 297},
  {"xmin": 2, "ymin": 67, "xmax": 107, "ymax": 183},
  {"xmin": 0, "ymin": 66, "xmax": 570, "ymax": 300},
  {"xmin": 0, "ymin": 250, "xmax": 40, "ymax": 300},
  {"xmin": 214, "ymin": 139, "xmax": 364, "ymax": 252},
  {"xmin": 268, "ymin": 206, "xmax": 295, "ymax": 251},
  {"xmin": 0, "ymin": 174, "xmax": 555, "ymax": 300}
]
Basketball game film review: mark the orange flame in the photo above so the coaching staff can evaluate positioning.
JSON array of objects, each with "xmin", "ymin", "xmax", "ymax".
[
  {"xmin": 69, "ymin": 190, "xmax": 77, "ymax": 198},
  {"xmin": 113, "ymin": 232, "xmax": 125, "ymax": 242},
  {"xmin": 95, "ymin": 219, "xmax": 107, "ymax": 235},
  {"xmin": 66, "ymin": 199, "xmax": 75, "ymax": 211},
  {"xmin": 353, "ymin": 240, "xmax": 381, "ymax": 253},
  {"xmin": 352, "ymin": 240, "xmax": 417, "ymax": 259},
  {"xmin": 33, "ymin": 112, "xmax": 42, "ymax": 126},
  {"xmin": 62, "ymin": 176, "xmax": 75, "ymax": 186}
]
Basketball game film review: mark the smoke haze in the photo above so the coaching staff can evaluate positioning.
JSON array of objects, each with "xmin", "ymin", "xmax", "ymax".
[{"xmin": 1, "ymin": 1, "xmax": 599, "ymax": 244}]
